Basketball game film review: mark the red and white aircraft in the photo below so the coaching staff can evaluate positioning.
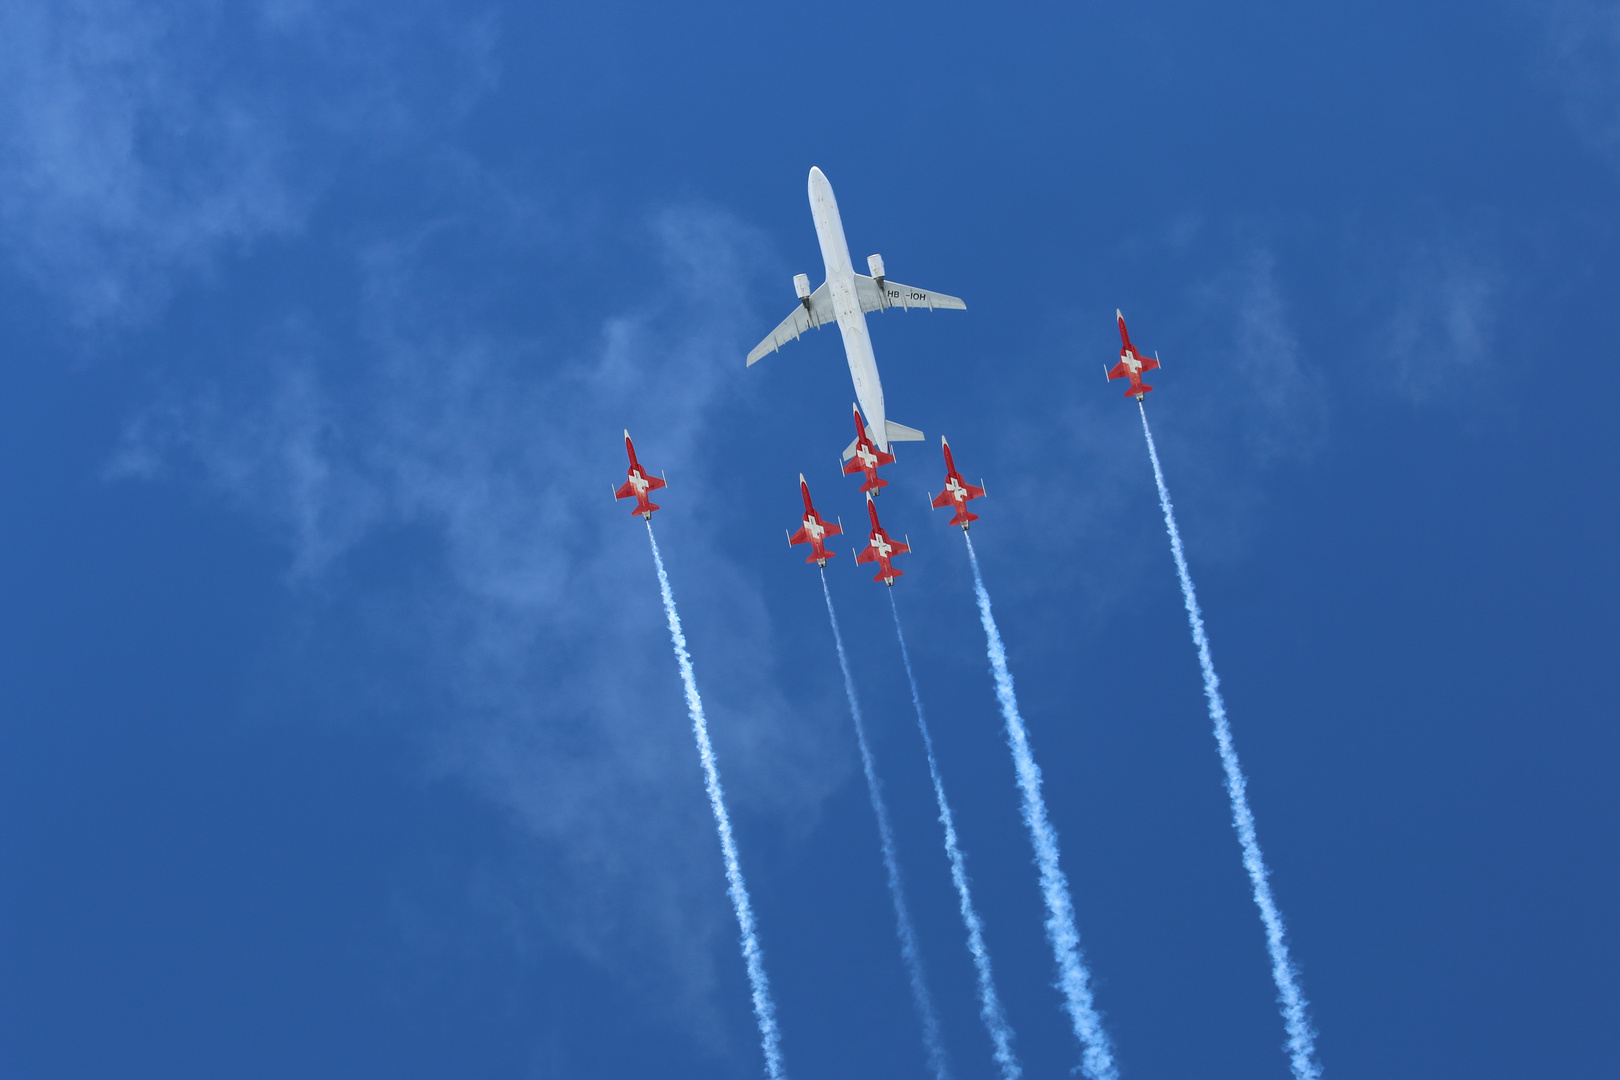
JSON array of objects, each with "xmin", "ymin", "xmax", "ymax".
[
  {"xmin": 930, "ymin": 437, "xmax": 985, "ymax": 530},
  {"xmin": 1107, "ymin": 310, "xmax": 1160, "ymax": 400},
  {"xmin": 787, "ymin": 474, "xmax": 843, "ymax": 567},
  {"xmin": 855, "ymin": 492, "xmax": 910, "ymax": 586},
  {"xmin": 841, "ymin": 404, "xmax": 895, "ymax": 494},
  {"xmin": 614, "ymin": 430, "xmax": 666, "ymax": 520}
]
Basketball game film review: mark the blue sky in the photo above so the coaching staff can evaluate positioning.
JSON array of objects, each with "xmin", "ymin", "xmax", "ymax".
[{"xmin": 1, "ymin": 1, "xmax": 1617, "ymax": 1077}]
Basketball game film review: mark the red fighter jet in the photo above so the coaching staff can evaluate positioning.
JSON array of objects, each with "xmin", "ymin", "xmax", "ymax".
[
  {"xmin": 930, "ymin": 436, "xmax": 986, "ymax": 530},
  {"xmin": 787, "ymin": 474, "xmax": 843, "ymax": 567},
  {"xmin": 855, "ymin": 492, "xmax": 910, "ymax": 586},
  {"xmin": 841, "ymin": 404, "xmax": 895, "ymax": 495},
  {"xmin": 1106, "ymin": 309, "xmax": 1160, "ymax": 400},
  {"xmin": 614, "ymin": 430, "xmax": 666, "ymax": 520}
]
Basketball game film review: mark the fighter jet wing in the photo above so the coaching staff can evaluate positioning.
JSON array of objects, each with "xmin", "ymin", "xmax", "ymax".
[
  {"xmin": 747, "ymin": 282, "xmax": 834, "ymax": 365},
  {"xmin": 854, "ymin": 274, "xmax": 966, "ymax": 314},
  {"xmin": 615, "ymin": 473, "xmax": 664, "ymax": 501}
]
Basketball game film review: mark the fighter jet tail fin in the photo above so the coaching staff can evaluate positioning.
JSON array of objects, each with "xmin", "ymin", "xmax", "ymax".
[{"xmin": 882, "ymin": 420, "xmax": 925, "ymax": 443}]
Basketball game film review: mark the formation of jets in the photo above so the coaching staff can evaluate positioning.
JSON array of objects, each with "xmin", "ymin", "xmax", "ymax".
[{"xmin": 619, "ymin": 166, "xmax": 1167, "ymax": 586}]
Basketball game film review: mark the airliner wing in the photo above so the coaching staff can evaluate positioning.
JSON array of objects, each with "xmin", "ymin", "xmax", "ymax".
[
  {"xmin": 747, "ymin": 282, "xmax": 834, "ymax": 365},
  {"xmin": 855, "ymin": 275, "xmax": 966, "ymax": 314}
]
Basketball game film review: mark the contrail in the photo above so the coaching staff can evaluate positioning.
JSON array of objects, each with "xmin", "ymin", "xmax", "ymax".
[
  {"xmin": 820, "ymin": 572, "xmax": 949, "ymax": 1080},
  {"xmin": 963, "ymin": 534, "xmax": 1117, "ymax": 1080},
  {"xmin": 1137, "ymin": 401, "xmax": 1322, "ymax": 1080},
  {"xmin": 646, "ymin": 520, "xmax": 787, "ymax": 1080},
  {"xmin": 888, "ymin": 590, "xmax": 1023, "ymax": 1080}
]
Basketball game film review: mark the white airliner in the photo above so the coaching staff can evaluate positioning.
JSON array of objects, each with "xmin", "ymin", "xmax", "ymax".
[{"xmin": 747, "ymin": 166, "xmax": 965, "ymax": 458}]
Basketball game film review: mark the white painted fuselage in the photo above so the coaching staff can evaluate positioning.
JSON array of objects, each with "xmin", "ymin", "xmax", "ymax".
[{"xmin": 808, "ymin": 167, "xmax": 890, "ymax": 449}]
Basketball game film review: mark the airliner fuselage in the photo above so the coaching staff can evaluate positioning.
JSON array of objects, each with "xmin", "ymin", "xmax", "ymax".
[{"xmin": 807, "ymin": 168, "xmax": 888, "ymax": 447}]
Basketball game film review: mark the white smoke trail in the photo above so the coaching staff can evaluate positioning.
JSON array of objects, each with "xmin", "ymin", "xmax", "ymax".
[
  {"xmin": 820, "ymin": 572, "xmax": 949, "ymax": 1080},
  {"xmin": 1137, "ymin": 402, "xmax": 1322, "ymax": 1080},
  {"xmin": 962, "ymin": 535, "xmax": 1117, "ymax": 1080},
  {"xmin": 888, "ymin": 590, "xmax": 1023, "ymax": 1080},
  {"xmin": 646, "ymin": 520, "xmax": 787, "ymax": 1080}
]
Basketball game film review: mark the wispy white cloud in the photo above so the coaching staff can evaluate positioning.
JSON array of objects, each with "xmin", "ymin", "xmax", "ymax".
[
  {"xmin": 1386, "ymin": 243, "xmax": 1500, "ymax": 403},
  {"xmin": 1200, "ymin": 246, "xmax": 1327, "ymax": 466},
  {"xmin": 111, "ymin": 198, "xmax": 850, "ymax": 1050},
  {"xmin": 0, "ymin": 1, "xmax": 295, "ymax": 323},
  {"xmin": 1537, "ymin": 0, "xmax": 1620, "ymax": 162},
  {"xmin": 0, "ymin": 0, "xmax": 495, "ymax": 326}
]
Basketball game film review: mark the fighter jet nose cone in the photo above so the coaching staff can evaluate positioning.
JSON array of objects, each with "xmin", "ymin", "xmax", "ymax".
[
  {"xmin": 799, "ymin": 472, "xmax": 806, "ymax": 483},
  {"xmin": 623, "ymin": 429, "xmax": 630, "ymax": 439}
]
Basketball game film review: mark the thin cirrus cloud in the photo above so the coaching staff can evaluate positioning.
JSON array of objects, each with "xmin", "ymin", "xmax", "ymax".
[
  {"xmin": 0, "ymin": 0, "xmax": 494, "ymax": 327},
  {"xmin": 1538, "ymin": 0, "xmax": 1620, "ymax": 163},
  {"xmin": 1199, "ymin": 246, "xmax": 1328, "ymax": 467},
  {"xmin": 1386, "ymin": 243, "xmax": 1501, "ymax": 404},
  {"xmin": 109, "ymin": 198, "xmax": 853, "ymax": 1043},
  {"xmin": 35, "ymin": 0, "xmax": 837, "ymax": 1041}
]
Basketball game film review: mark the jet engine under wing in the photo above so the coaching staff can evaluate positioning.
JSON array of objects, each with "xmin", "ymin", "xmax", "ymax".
[
  {"xmin": 747, "ymin": 282, "xmax": 834, "ymax": 366},
  {"xmin": 854, "ymin": 275, "xmax": 966, "ymax": 314}
]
